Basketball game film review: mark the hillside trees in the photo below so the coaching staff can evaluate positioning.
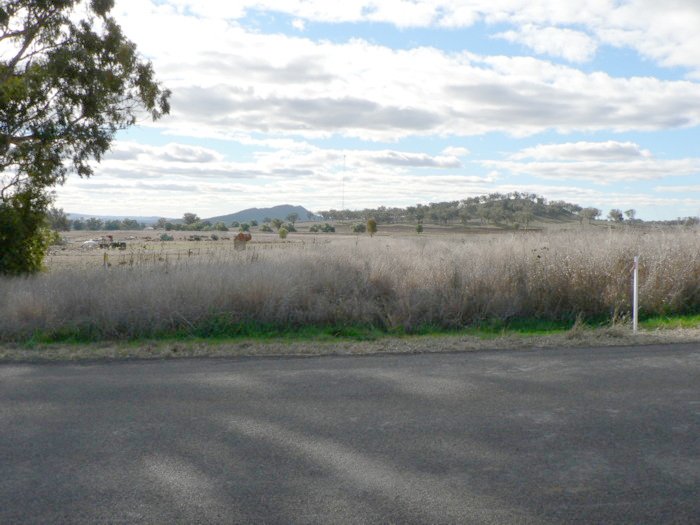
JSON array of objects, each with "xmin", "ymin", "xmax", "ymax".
[
  {"xmin": 46, "ymin": 207, "xmax": 70, "ymax": 230},
  {"xmin": 183, "ymin": 213, "xmax": 199, "ymax": 225},
  {"xmin": 580, "ymin": 207, "xmax": 601, "ymax": 224},
  {"xmin": 0, "ymin": 0, "xmax": 170, "ymax": 274},
  {"xmin": 608, "ymin": 209, "xmax": 624, "ymax": 222}
]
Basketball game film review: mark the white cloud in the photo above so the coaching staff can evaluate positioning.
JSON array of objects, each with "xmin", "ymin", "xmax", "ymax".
[
  {"xmin": 55, "ymin": 140, "xmax": 485, "ymax": 215},
  {"xmin": 494, "ymin": 25, "xmax": 597, "ymax": 63},
  {"xmin": 654, "ymin": 185, "xmax": 700, "ymax": 194},
  {"xmin": 442, "ymin": 146, "xmax": 471, "ymax": 157},
  {"xmin": 108, "ymin": 3, "xmax": 700, "ymax": 141},
  {"xmin": 510, "ymin": 141, "xmax": 652, "ymax": 161},
  {"xmin": 485, "ymin": 142, "xmax": 700, "ymax": 183},
  {"xmin": 152, "ymin": 1, "xmax": 700, "ymax": 75}
]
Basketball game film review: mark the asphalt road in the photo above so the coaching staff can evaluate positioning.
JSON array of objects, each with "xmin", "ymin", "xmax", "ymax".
[{"xmin": 1, "ymin": 344, "xmax": 699, "ymax": 524}]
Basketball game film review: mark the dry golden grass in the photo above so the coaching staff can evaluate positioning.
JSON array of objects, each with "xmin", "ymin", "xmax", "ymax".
[{"xmin": 1, "ymin": 227, "xmax": 699, "ymax": 342}]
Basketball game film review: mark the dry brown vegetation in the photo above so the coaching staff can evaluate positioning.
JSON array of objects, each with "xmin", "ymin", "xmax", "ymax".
[{"xmin": 1, "ymin": 228, "xmax": 699, "ymax": 341}]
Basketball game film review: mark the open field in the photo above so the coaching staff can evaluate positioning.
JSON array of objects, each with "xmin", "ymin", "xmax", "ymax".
[{"xmin": 1, "ymin": 224, "xmax": 699, "ymax": 346}]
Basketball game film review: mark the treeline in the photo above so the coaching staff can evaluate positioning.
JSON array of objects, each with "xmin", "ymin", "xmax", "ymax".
[
  {"xmin": 317, "ymin": 192, "xmax": 595, "ymax": 227},
  {"xmin": 46, "ymin": 210, "xmax": 147, "ymax": 231}
]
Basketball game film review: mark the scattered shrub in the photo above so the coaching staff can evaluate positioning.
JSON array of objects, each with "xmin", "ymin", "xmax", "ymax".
[
  {"xmin": 278, "ymin": 227, "xmax": 288, "ymax": 239},
  {"xmin": 367, "ymin": 218, "xmax": 377, "ymax": 236},
  {"xmin": 352, "ymin": 223, "xmax": 366, "ymax": 233},
  {"xmin": 310, "ymin": 223, "xmax": 336, "ymax": 233},
  {"xmin": 159, "ymin": 233, "xmax": 174, "ymax": 241}
]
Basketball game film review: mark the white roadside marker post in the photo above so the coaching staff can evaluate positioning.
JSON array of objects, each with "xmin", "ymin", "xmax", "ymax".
[{"xmin": 633, "ymin": 255, "xmax": 639, "ymax": 333}]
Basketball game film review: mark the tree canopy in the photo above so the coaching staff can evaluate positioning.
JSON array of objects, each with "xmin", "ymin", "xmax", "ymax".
[{"xmin": 0, "ymin": 0, "xmax": 170, "ymax": 273}]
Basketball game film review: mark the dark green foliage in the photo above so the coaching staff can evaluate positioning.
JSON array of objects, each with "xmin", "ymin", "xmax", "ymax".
[
  {"xmin": 260, "ymin": 224, "xmax": 273, "ymax": 232},
  {"xmin": 1, "ymin": 0, "xmax": 170, "ymax": 273},
  {"xmin": 352, "ymin": 223, "xmax": 366, "ymax": 233},
  {"xmin": 283, "ymin": 222, "xmax": 296, "ymax": 232},
  {"xmin": 159, "ymin": 233, "xmax": 174, "ymax": 241},
  {"xmin": 416, "ymin": 223, "xmax": 423, "ymax": 234},
  {"xmin": 1, "ymin": 1, "xmax": 170, "ymax": 186},
  {"xmin": 0, "ymin": 187, "xmax": 52, "ymax": 274},
  {"xmin": 239, "ymin": 222, "xmax": 250, "ymax": 232}
]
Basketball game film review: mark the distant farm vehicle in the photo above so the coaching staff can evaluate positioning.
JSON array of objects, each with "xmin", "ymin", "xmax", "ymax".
[
  {"xmin": 234, "ymin": 232, "xmax": 252, "ymax": 251},
  {"xmin": 98, "ymin": 235, "xmax": 127, "ymax": 250}
]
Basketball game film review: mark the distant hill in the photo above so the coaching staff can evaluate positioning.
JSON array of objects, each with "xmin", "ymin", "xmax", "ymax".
[
  {"xmin": 67, "ymin": 213, "xmax": 169, "ymax": 225},
  {"xmin": 205, "ymin": 205, "xmax": 318, "ymax": 224}
]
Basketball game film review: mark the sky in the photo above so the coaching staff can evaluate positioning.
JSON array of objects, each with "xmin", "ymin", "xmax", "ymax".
[{"xmin": 54, "ymin": 0, "xmax": 700, "ymax": 220}]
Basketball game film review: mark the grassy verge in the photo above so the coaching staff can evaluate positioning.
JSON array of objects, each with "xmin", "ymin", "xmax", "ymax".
[
  {"xmin": 13, "ymin": 317, "xmax": 584, "ymax": 347},
  {"xmin": 1, "ymin": 314, "xmax": 698, "ymax": 363}
]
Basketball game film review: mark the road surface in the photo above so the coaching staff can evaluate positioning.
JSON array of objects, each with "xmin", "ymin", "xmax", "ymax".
[{"xmin": 1, "ymin": 344, "xmax": 699, "ymax": 523}]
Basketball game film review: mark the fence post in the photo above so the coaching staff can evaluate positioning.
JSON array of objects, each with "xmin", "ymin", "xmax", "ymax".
[{"xmin": 632, "ymin": 255, "xmax": 639, "ymax": 333}]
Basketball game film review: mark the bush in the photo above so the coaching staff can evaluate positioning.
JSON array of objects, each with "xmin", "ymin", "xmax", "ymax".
[
  {"xmin": 416, "ymin": 224, "xmax": 423, "ymax": 234},
  {"xmin": 283, "ymin": 222, "xmax": 296, "ymax": 232},
  {"xmin": 260, "ymin": 224, "xmax": 273, "ymax": 232},
  {"xmin": 210, "ymin": 233, "xmax": 219, "ymax": 241},
  {"xmin": 278, "ymin": 227, "xmax": 288, "ymax": 239},
  {"xmin": 159, "ymin": 233, "xmax": 174, "ymax": 241},
  {"xmin": 352, "ymin": 223, "xmax": 366, "ymax": 233},
  {"xmin": 367, "ymin": 218, "xmax": 377, "ymax": 236},
  {"xmin": 310, "ymin": 223, "xmax": 335, "ymax": 233},
  {"xmin": 0, "ymin": 188, "xmax": 53, "ymax": 275},
  {"xmin": 239, "ymin": 223, "xmax": 250, "ymax": 232}
]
